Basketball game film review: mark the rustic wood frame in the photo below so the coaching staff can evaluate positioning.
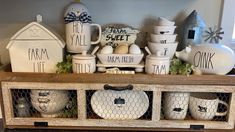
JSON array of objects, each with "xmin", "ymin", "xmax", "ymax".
[{"xmin": 0, "ymin": 66, "xmax": 235, "ymax": 130}]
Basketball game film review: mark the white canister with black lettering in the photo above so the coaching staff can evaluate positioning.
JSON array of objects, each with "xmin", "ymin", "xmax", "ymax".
[
  {"xmin": 145, "ymin": 51, "xmax": 170, "ymax": 74},
  {"xmin": 72, "ymin": 51, "xmax": 96, "ymax": 73}
]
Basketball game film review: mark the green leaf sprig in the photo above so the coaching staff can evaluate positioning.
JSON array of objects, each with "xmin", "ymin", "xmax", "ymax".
[
  {"xmin": 56, "ymin": 55, "xmax": 72, "ymax": 74},
  {"xmin": 59, "ymin": 97, "xmax": 78, "ymax": 118},
  {"xmin": 169, "ymin": 58, "xmax": 193, "ymax": 75}
]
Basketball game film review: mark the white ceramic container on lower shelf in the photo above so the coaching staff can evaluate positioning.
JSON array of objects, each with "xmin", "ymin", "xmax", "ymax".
[
  {"xmin": 30, "ymin": 90, "xmax": 69, "ymax": 117},
  {"xmin": 90, "ymin": 85, "xmax": 149, "ymax": 120}
]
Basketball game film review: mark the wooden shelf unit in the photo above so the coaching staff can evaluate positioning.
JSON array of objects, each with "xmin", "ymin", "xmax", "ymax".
[{"xmin": 0, "ymin": 67, "xmax": 235, "ymax": 130}]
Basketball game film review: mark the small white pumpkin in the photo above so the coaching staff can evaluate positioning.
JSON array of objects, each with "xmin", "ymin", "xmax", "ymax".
[
  {"xmin": 114, "ymin": 44, "xmax": 129, "ymax": 54},
  {"xmin": 129, "ymin": 44, "xmax": 141, "ymax": 54},
  {"xmin": 100, "ymin": 45, "xmax": 113, "ymax": 54}
]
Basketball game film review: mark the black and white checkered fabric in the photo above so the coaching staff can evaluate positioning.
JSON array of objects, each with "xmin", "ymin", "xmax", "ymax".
[{"xmin": 64, "ymin": 12, "xmax": 92, "ymax": 24}]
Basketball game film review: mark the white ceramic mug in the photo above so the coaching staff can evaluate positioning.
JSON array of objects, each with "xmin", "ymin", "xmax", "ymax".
[
  {"xmin": 189, "ymin": 93, "xmax": 228, "ymax": 120},
  {"xmin": 66, "ymin": 22, "xmax": 102, "ymax": 53},
  {"xmin": 163, "ymin": 92, "xmax": 190, "ymax": 120}
]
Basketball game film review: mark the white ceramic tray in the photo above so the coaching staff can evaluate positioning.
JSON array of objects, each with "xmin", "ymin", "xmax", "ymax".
[
  {"xmin": 97, "ymin": 53, "xmax": 144, "ymax": 65},
  {"xmin": 96, "ymin": 61, "xmax": 144, "ymax": 72}
]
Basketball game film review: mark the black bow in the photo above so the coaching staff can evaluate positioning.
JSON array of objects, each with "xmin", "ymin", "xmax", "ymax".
[{"xmin": 64, "ymin": 12, "xmax": 92, "ymax": 24}]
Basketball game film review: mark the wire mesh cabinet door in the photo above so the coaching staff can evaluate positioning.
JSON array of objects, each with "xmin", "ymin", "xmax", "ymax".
[
  {"xmin": 1, "ymin": 81, "xmax": 235, "ymax": 130},
  {"xmin": 158, "ymin": 85, "xmax": 235, "ymax": 130},
  {"xmin": 1, "ymin": 82, "xmax": 82, "ymax": 128},
  {"xmin": 0, "ymin": 82, "xmax": 160, "ymax": 129}
]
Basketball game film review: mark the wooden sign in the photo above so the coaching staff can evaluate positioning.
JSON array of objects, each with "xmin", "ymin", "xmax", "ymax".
[{"xmin": 100, "ymin": 25, "xmax": 139, "ymax": 47}]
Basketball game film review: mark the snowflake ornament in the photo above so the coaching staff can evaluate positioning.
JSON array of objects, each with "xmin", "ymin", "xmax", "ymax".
[{"xmin": 204, "ymin": 26, "xmax": 224, "ymax": 44}]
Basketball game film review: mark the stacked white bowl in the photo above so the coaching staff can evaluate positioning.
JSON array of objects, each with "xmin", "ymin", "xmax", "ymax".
[{"xmin": 148, "ymin": 17, "xmax": 178, "ymax": 59}]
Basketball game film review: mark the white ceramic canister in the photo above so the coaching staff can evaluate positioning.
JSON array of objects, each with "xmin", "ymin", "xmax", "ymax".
[
  {"xmin": 72, "ymin": 51, "xmax": 96, "ymax": 73},
  {"xmin": 145, "ymin": 52, "xmax": 170, "ymax": 74},
  {"xmin": 163, "ymin": 92, "xmax": 190, "ymax": 120},
  {"xmin": 64, "ymin": 2, "xmax": 102, "ymax": 53}
]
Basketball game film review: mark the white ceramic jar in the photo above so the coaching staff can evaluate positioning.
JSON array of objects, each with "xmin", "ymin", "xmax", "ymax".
[
  {"xmin": 145, "ymin": 52, "xmax": 170, "ymax": 74},
  {"xmin": 163, "ymin": 92, "xmax": 190, "ymax": 120},
  {"xmin": 72, "ymin": 51, "xmax": 96, "ymax": 73}
]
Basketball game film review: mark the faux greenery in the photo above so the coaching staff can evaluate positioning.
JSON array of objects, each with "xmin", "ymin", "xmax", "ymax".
[
  {"xmin": 169, "ymin": 58, "xmax": 193, "ymax": 75},
  {"xmin": 56, "ymin": 55, "xmax": 72, "ymax": 74},
  {"xmin": 59, "ymin": 97, "xmax": 78, "ymax": 118}
]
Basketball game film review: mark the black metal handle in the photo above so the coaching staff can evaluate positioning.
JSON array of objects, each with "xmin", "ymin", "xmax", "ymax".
[
  {"xmin": 190, "ymin": 125, "xmax": 204, "ymax": 130},
  {"xmin": 34, "ymin": 122, "xmax": 48, "ymax": 127},
  {"xmin": 104, "ymin": 84, "xmax": 133, "ymax": 91}
]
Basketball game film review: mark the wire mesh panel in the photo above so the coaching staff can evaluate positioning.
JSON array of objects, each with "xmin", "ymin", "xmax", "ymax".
[
  {"xmin": 86, "ymin": 85, "xmax": 153, "ymax": 120},
  {"xmin": 11, "ymin": 89, "xmax": 77, "ymax": 118},
  {"xmin": 161, "ymin": 92, "xmax": 231, "ymax": 122}
]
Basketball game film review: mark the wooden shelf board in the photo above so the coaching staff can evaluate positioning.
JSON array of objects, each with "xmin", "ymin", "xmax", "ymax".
[{"xmin": 0, "ymin": 72, "xmax": 235, "ymax": 86}]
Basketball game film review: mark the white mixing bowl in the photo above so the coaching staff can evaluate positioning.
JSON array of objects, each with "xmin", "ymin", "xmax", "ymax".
[
  {"xmin": 153, "ymin": 26, "xmax": 176, "ymax": 35},
  {"xmin": 150, "ymin": 34, "xmax": 177, "ymax": 44},
  {"xmin": 147, "ymin": 41, "xmax": 178, "ymax": 59}
]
